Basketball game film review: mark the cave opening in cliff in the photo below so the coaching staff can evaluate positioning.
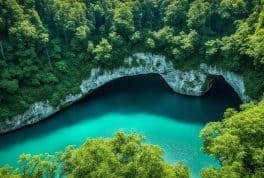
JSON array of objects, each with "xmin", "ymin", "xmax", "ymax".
[
  {"xmin": 0, "ymin": 73, "xmax": 242, "ymax": 178},
  {"xmin": 204, "ymin": 75, "xmax": 241, "ymax": 104}
]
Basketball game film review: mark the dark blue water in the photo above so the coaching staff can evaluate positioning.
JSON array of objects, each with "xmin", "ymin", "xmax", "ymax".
[{"xmin": 0, "ymin": 74, "xmax": 241, "ymax": 177}]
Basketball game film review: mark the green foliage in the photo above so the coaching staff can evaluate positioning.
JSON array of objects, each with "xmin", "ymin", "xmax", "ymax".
[
  {"xmin": 55, "ymin": 61, "xmax": 68, "ymax": 73},
  {"xmin": 245, "ymin": 8, "xmax": 264, "ymax": 65},
  {"xmin": 0, "ymin": 1, "xmax": 263, "ymax": 174},
  {"xmin": 164, "ymin": 0, "xmax": 189, "ymax": 27},
  {"xmin": 113, "ymin": 3, "xmax": 135, "ymax": 38},
  {"xmin": 200, "ymin": 100, "xmax": 264, "ymax": 178},
  {"xmin": 0, "ymin": 0, "xmax": 264, "ymax": 123},
  {"xmin": 0, "ymin": 165, "xmax": 19, "ymax": 178},
  {"xmin": 219, "ymin": 0, "xmax": 247, "ymax": 19},
  {"xmin": 205, "ymin": 39, "xmax": 223, "ymax": 59},
  {"xmin": 18, "ymin": 153, "xmax": 58, "ymax": 178},
  {"xmin": 0, "ymin": 79, "xmax": 19, "ymax": 94},
  {"xmin": 187, "ymin": 0, "xmax": 210, "ymax": 32},
  {"xmin": 41, "ymin": 73, "xmax": 58, "ymax": 84},
  {"xmin": 45, "ymin": 0, "xmax": 88, "ymax": 37},
  {"xmin": 146, "ymin": 37, "xmax": 155, "ymax": 50},
  {"xmin": 0, "ymin": 132, "xmax": 190, "ymax": 178},
  {"xmin": 93, "ymin": 38, "xmax": 113, "ymax": 67}
]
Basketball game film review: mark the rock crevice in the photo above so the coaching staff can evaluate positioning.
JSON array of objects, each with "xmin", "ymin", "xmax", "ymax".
[{"xmin": 0, "ymin": 53, "xmax": 249, "ymax": 134}]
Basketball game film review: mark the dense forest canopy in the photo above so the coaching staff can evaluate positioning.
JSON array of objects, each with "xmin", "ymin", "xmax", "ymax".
[
  {"xmin": 200, "ymin": 100, "xmax": 264, "ymax": 178},
  {"xmin": 0, "ymin": 0, "xmax": 263, "ymax": 121}
]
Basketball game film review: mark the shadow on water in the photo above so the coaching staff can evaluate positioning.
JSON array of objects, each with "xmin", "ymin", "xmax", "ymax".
[{"xmin": 0, "ymin": 74, "xmax": 241, "ymax": 150}]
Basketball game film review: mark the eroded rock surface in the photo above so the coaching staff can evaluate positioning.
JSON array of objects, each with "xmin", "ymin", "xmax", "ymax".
[{"xmin": 0, "ymin": 53, "xmax": 249, "ymax": 133}]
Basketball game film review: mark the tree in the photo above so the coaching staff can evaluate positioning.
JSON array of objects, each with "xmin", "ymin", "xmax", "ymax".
[
  {"xmin": 146, "ymin": 37, "xmax": 155, "ymax": 49},
  {"xmin": 113, "ymin": 3, "xmax": 135, "ymax": 38},
  {"xmin": 246, "ymin": 9, "xmax": 264, "ymax": 65},
  {"xmin": 55, "ymin": 61, "xmax": 68, "ymax": 73},
  {"xmin": 0, "ymin": 165, "xmax": 19, "ymax": 178},
  {"xmin": 164, "ymin": 0, "xmax": 189, "ymax": 27},
  {"xmin": 0, "ymin": 79, "xmax": 19, "ymax": 94},
  {"xmin": 93, "ymin": 38, "xmax": 113, "ymax": 67},
  {"xmin": 18, "ymin": 153, "xmax": 58, "ymax": 178},
  {"xmin": 153, "ymin": 26, "xmax": 174, "ymax": 45},
  {"xmin": 219, "ymin": 0, "xmax": 247, "ymax": 20},
  {"xmin": 74, "ymin": 25, "xmax": 90, "ymax": 41},
  {"xmin": 205, "ymin": 39, "xmax": 223, "ymax": 59},
  {"xmin": 200, "ymin": 101, "xmax": 264, "ymax": 178},
  {"xmin": 140, "ymin": 0, "xmax": 156, "ymax": 29},
  {"xmin": 0, "ymin": 132, "xmax": 190, "ymax": 178},
  {"xmin": 169, "ymin": 30, "xmax": 199, "ymax": 62},
  {"xmin": 48, "ymin": 38, "xmax": 62, "ymax": 60},
  {"xmin": 187, "ymin": 0, "xmax": 210, "ymax": 32},
  {"xmin": 45, "ymin": 0, "xmax": 88, "ymax": 38},
  {"xmin": 180, "ymin": 30, "xmax": 199, "ymax": 54}
]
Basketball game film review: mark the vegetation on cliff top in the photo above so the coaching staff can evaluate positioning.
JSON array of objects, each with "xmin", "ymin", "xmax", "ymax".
[{"xmin": 0, "ymin": 0, "xmax": 264, "ymax": 120}]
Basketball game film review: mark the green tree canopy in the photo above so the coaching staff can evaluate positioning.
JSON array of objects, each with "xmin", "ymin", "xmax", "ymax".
[
  {"xmin": 0, "ymin": 0, "xmax": 264, "ymax": 131},
  {"xmin": 164, "ymin": 0, "xmax": 189, "ymax": 28},
  {"xmin": 187, "ymin": 0, "xmax": 210, "ymax": 32},
  {"xmin": 93, "ymin": 38, "xmax": 113, "ymax": 67},
  {"xmin": 0, "ymin": 132, "xmax": 190, "ymax": 178},
  {"xmin": 113, "ymin": 3, "xmax": 135, "ymax": 38},
  {"xmin": 200, "ymin": 101, "xmax": 264, "ymax": 178}
]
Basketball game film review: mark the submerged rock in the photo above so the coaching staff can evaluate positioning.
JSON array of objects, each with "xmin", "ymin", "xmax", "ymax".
[{"xmin": 0, "ymin": 53, "xmax": 249, "ymax": 134}]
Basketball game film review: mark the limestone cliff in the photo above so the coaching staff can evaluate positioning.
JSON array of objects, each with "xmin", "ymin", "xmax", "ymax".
[{"xmin": 0, "ymin": 53, "xmax": 249, "ymax": 134}]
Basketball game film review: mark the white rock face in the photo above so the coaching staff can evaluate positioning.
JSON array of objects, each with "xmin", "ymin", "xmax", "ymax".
[
  {"xmin": 81, "ymin": 53, "xmax": 210, "ymax": 97},
  {"xmin": 0, "ymin": 53, "xmax": 249, "ymax": 133},
  {"xmin": 200, "ymin": 64, "xmax": 250, "ymax": 102},
  {"xmin": 0, "ymin": 102, "xmax": 58, "ymax": 133}
]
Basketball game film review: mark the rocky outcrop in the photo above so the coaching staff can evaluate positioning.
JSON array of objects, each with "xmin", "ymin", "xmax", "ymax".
[
  {"xmin": 200, "ymin": 64, "xmax": 249, "ymax": 102},
  {"xmin": 0, "ymin": 102, "xmax": 59, "ymax": 133},
  {"xmin": 0, "ymin": 53, "xmax": 250, "ymax": 134},
  {"xmin": 81, "ymin": 53, "xmax": 211, "ymax": 97}
]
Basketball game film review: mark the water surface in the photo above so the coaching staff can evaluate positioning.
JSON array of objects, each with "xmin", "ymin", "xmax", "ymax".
[{"xmin": 0, "ymin": 74, "xmax": 241, "ymax": 177}]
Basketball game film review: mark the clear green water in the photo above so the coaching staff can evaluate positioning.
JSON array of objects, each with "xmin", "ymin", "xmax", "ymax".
[{"xmin": 0, "ymin": 74, "xmax": 241, "ymax": 178}]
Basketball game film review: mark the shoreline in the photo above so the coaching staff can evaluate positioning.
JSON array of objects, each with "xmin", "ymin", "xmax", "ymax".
[{"xmin": 0, "ymin": 53, "xmax": 249, "ymax": 134}]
